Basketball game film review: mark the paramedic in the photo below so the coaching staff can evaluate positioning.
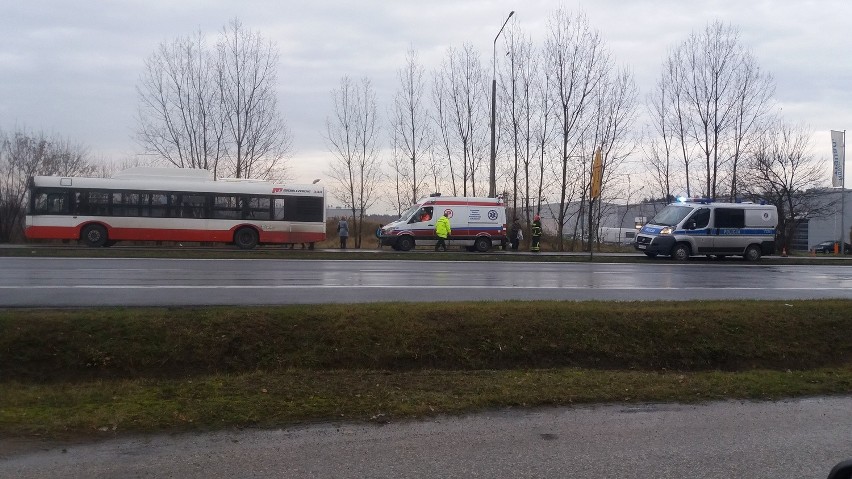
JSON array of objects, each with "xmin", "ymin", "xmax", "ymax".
[
  {"xmin": 531, "ymin": 214, "xmax": 542, "ymax": 252},
  {"xmin": 435, "ymin": 212, "xmax": 451, "ymax": 251},
  {"xmin": 509, "ymin": 218, "xmax": 522, "ymax": 251},
  {"xmin": 337, "ymin": 217, "xmax": 349, "ymax": 249}
]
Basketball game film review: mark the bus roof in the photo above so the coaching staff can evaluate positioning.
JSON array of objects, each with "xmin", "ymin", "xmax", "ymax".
[{"xmin": 31, "ymin": 168, "xmax": 324, "ymax": 197}]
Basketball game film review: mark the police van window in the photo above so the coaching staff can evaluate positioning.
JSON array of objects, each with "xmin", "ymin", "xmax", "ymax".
[
  {"xmin": 715, "ymin": 208, "xmax": 745, "ymax": 228},
  {"xmin": 687, "ymin": 208, "xmax": 710, "ymax": 229}
]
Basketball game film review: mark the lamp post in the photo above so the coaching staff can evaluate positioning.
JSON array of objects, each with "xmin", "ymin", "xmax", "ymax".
[{"xmin": 489, "ymin": 10, "xmax": 514, "ymax": 198}]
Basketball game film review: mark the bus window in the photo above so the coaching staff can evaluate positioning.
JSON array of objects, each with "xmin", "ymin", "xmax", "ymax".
[
  {"xmin": 274, "ymin": 198, "xmax": 286, "ymax": 220},
  {"xmin": 33, "ymin": 191, "xmax": 68, "ymax": 215},
  {"xmin": 242, "ymin": 197, "xmax": 270, "ymax": 220},
  {"xmin": 78, "ymin": 191, "xmax": 109, "ymax": 216},
  {"xmin": 143, "ymin": 193, "xmax": 168, "ymax": 217},
  {"xmin": 213, "ymin": 195, "xmax": 241, "ymax": 219},
  {"xmin": 112, "ymin": 192, "xmax": 140, "ymax": 217},
  {"xmin": 175, "ymin": 194, "xmax": 207, "ymax": 218}
]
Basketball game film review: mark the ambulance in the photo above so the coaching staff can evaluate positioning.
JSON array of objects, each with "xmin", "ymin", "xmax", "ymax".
[
  {"xmin": 633, "ymin": 199, "xmax": 778, "ymax": 261},
  {"xmin": 380, "ymin": 194, "xmax": 507, "ymax": 252}
]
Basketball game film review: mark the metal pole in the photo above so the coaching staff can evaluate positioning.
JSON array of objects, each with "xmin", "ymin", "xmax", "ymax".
[
  {"xmin": 842, "ymin": 130, "xmax": 847, "ymax": 254},
  {"xmin": 489, "ymin": 10, "xmax": 514, "ymax": 198}
]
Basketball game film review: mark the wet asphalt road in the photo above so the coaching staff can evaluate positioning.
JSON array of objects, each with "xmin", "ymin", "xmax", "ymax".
[{"xmin": 1, "ymin": 257, "xmax": 852, "ymax": 306}]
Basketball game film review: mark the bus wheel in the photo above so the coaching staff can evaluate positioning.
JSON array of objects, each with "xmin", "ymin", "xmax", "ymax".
[
  {"xmin": 81, "ymin": 224, "xmax": 108, "ymax": 247},
  {"xmin": 744, "ymin": 245, "xmax": 762, "ymax": 261},
  {"xmin": 670, "ymin": 243, "xmax": 691, "ymax": 261},
  {"xmin": 474, "ymin": 237, "xmax": 491, "ymax": 252},
  {"xmin": 234, "ymin": 227, "xmax": 259, "ymax": 250},
  {"xmin": 396, "ymin": 236, "xmax": 414, "ymax": 252}
]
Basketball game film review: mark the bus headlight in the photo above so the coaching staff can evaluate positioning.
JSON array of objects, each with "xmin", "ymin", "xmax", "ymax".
[{"xmin": 660, "ymin": 226, "xmax": 673, "ymax": 235}]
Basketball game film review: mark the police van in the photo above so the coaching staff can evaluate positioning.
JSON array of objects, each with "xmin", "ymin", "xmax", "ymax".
[
  {"xmin": 634, "ymin": 199, "xmax": 778, "ymax": 261},
  {"xmin": 380, "ymin": 194, "xmax": 507, "ymax": 252}
]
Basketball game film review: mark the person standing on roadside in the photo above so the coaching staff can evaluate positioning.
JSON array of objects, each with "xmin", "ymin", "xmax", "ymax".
[
  {"xmin": 531, "ymin": 214, "xmax": 542, "ymax": 252},
  {"xmin": 435, "ymin": 211, "xmax": 451, "ymax": 252},
  {"xmin": 509, "ymin": 218, "xmax": 522, "ymax": 251},
  {"xmin": 337, "ymin": 217, "xmax": 349, "ymax": 249}
]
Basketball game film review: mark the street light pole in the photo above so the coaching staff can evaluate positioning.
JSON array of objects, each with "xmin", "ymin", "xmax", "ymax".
[{"xmin": 490, "ymin": 10, "xmax": 514, "ymax": 198}]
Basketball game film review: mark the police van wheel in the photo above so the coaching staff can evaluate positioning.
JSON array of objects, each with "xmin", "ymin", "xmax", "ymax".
[
  {"xmin": 744, "ymin": 245, "xmax": 762, "ymax": 261},
  {"xmin": 397, "ymin": 236, "xmax": 414, "ymax": 251},
  {"xmin": 671, "ymin": 244, "xmax": 691, "ymax": 261},
  {"xmin": 474, "ymin": 237, "xmax": 491, "ymax": 252}
]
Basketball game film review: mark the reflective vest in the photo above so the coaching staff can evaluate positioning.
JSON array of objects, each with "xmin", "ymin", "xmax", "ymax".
[
  {"xmin": 435, "ymin": 216, "xmax": 451, "ymax": 238},
  {"xmin": 531, "ymin": 221, "xmax": 542, "ymax": 237}
]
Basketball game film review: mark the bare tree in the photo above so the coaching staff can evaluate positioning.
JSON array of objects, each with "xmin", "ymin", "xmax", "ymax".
[
  {"xmin": 741, "ymin": 120, "xmax": 828, "ymax": 252},
  {"xmin": 497, "ymin": 23, "xmax": 537, "ymax": 222},
  {"xmin": 325, "ymin": 76, "xmax": 383, "ymax": 248},
  {"xmin": 136, "ymin": 31, "xmax": 225, "ymax": 173},
  {"xmin": 586, "ymin": 66, "xmax": 638, "ymax": 250},
  {"xmin": 391, "ymin": 47, "xmax": 431, "ymax": 205},
  {"xmin": 216, "ymin": 19, "xmax": 292, "ymax": 180},
  {"xmin": 0, "ymin": 129, "xmax": 96, "ymax": 242},
  {"xmin": 136, "ymin": 19, "xmax": 291, "ymax": 181},
  {"xmin": 657, "ymin": 21, "xmax": 773, "ymax": 199},
  {"xmin": 431, "ymin": 69, "xmax": 458, "ymax": 196},
  {"xmin": 434, "ymin": 44, "xmax": 489, "ymax": 196},
  {"xmin": 544, "ymin": 9, "xmax": 607, "ymax": 250}
]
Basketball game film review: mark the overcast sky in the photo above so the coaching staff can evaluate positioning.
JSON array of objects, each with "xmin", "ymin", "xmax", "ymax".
[{"xmin": 1, "ymin": 0, "xmax": 850, "ymax": 190}]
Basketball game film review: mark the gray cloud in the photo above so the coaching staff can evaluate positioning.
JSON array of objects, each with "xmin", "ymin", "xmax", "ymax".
[{"xmin": 1, "ymin": 0, "xmax": 849, "ymax": 183}]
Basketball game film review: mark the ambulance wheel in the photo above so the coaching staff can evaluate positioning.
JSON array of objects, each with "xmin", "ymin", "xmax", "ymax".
[
  {"xmin": 396, "ymin": 236, "xmax": 414, "ymax": 251},
  {"xmin": 670, "ymin": 243, "xmax": 691, "ymax": 261},
  {"xmin": 474, "ymin": 237, "xmax": 491, "ymax": 252},
  {"xmin": 744, "ymin": 245, "xmax": 762, "ymax": 261}
]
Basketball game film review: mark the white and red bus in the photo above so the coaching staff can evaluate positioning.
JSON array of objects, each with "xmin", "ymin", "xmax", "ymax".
[{"xmin": 25, "ymin": 167, "xmax": 326, "ymax": 249}]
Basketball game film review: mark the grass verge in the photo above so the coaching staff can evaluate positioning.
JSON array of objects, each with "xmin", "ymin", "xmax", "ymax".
[{"xmin": 2, "ymin": 300, "xmax": 851, "ymax": 440}]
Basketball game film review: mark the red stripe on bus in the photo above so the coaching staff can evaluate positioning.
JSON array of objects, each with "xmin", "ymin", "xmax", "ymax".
[{"xmin": 25, "ymin": 225, "xmax": 325, "ymax": 244}]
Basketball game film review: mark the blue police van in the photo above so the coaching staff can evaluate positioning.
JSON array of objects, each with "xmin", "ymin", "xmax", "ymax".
[{"xmin": 634, "ymin": 200, "xmax": 778, "ymax": 261}]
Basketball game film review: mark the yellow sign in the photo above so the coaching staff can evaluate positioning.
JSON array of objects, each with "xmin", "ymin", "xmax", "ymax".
[{"xmin": 591, "ymin": 147, "xmax": 603, "ymax": 199}]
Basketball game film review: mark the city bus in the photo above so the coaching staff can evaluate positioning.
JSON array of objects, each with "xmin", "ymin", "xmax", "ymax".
[{"xmin": 25, "ymin": 167, "xmax": 326, "ymax": 249}]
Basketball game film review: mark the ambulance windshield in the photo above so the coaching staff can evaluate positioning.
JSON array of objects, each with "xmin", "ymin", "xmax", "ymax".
[
  {"xmin": 649, "ymin": 205, "xmax": 693, "ymax": 226},
  {"xmin": 397, "ymin": 205, "xmax": 420, "ymax": 222}
]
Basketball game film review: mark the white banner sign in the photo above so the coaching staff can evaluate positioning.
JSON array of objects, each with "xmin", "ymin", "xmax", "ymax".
[{"xmin": 831, "ymin": 130, "xmax": 845, "ymax": 188}]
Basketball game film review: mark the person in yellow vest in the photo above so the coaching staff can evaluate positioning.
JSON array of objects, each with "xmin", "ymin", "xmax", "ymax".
[
  {"xmin": 435, "ymin": 212, "xmax": 451, "ymax": 251},
  {"xmin": 531, "ymin": 214, "xmax": 542, "ymax": 252}
]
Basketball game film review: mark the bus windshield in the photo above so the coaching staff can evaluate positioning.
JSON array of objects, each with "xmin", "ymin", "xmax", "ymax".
[{"xmin": 649, "ymin": 205, "xmax": 693, "ymax": 226}]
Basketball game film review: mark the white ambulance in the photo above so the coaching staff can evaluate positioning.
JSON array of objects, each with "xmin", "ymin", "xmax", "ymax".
[
  {"xmin": 380, "ymin": 194, "xmax": 507, "ymax": 252},
  {"xmin": 633, "ymin": 199, "xmax": 778, "ymax": 261}
]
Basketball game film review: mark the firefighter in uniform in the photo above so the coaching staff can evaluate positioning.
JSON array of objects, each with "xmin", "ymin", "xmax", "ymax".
[{"xmin": 531, "ymin": 214, "xmax": 542, "ymax": 252}]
